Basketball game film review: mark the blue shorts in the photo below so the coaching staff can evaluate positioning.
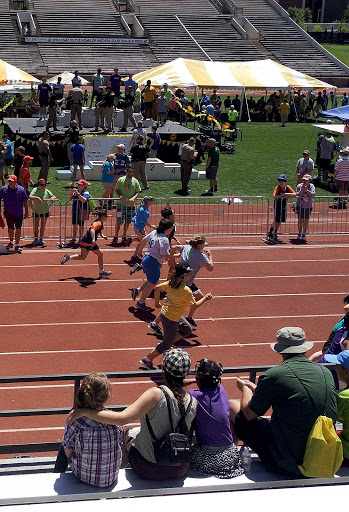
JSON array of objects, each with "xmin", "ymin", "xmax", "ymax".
[
  {"xmin": 141, "ymin": 254, "xmax": 161, "ymax": 285},
  {"xmin": 73, "ymin": 160, "xmax": 84, "ymax": 166}
]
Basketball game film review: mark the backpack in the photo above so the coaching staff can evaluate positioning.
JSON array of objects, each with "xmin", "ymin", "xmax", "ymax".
[
  {"xmin": 146, "ymin": 387, "xmax": 193, "ymax": 466},
  {"xmin": 289, "ymin": 365, "xmax": 343, "ymax": 478}
]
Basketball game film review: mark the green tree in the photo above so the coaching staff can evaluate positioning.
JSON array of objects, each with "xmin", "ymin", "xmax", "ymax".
[
  {"xmin": 288, "ymin": 6, "xmax": 305, "ymax": 28},
  {"xmin": 343, "ymin": 2, "xmax": 349, "ymax": 22}
]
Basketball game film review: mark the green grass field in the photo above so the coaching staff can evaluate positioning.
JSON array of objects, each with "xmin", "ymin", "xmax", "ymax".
[
  {"xmin": 19, "ymin": 121, "xmax": 335, "ymax": 203},
  {"xmin": 322, "ymin": 44, "xmax": 349, "ymax": 67}
]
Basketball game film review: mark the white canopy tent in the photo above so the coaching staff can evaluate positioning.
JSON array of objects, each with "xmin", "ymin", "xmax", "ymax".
[{"xmin": 48, "ymin": 71, "xmax": 89, "ymax": 86}]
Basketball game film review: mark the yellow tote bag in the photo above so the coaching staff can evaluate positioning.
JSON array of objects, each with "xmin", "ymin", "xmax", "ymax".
[{"xmin": 298, "ymin": 415, "xmax": 343, "ymax": 478}]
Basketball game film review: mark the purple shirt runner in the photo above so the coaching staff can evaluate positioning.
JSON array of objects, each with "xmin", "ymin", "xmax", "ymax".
[
  {"xmin": 110, "ymin": 73, "xmax": 122, "ymax": 93},
  {"xmin": 0, "ymin": 184, "xmax": 28, "ymax": 217},
  {"xmin": 188, "ymin": 384, "xmax": 233, "ymax": 446},
  {"xmin": 38, "ymin": 82, "xmax": 52, "ymax": 100}
]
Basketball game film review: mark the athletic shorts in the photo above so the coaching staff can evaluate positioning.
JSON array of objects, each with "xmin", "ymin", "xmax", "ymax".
[
  {"xmin": 73, "ymin": 160, "xmax": 84, "ymax": 166},
  {"xmin": 116, "ymin": 203, "xmax": 135, "ymax": 225},
  {"xmin": 33, "ymin": 212, "xmax": 50, "ymax": 218},
  {"xmin": 297, "ymin": 207, "xmax": 312, "ymax": 219},
  {"xmin": 39, "ymin": 99, "xmax": 49, "ymax": 107},
  {"xmin": 134, "ymin": 227, "xmax": 146, "ymax": 237},
  {"xmin": 206, "ymin": 166, "xmax": 218, "ymax": 180},
  {"xmin": 144, "ymin": 101, "xmax": 153, "ymax": 110},
  {"xmin": 80, "ymin": 243, "xmax": 99, "ymax": 252},
  {"xmin": 155, "ymin": 313, "xmax": 192, "ymax": 354},
  {"xmin": 274, "ymin": 206, "xmax": 287, "ymax": 224},
  {"xmin": 5, "ymin": 213, "xmax": 23, "ymax": 229},
  {"xmin": 335, "ymin": 180, "xmax": 349, "ymax": 191},
  {"xmin": 141, "ymin": 253, "xmax": 161, "ymax": 285}
]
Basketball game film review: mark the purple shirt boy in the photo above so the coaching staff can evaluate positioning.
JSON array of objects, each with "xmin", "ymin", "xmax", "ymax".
[
  {"xmin": 0, "ymin": 183, "xmax": 28, "ymax": 217},
  {"xmin": 110, "ymin": 70, "xmax": 122, "ymax": 94}
]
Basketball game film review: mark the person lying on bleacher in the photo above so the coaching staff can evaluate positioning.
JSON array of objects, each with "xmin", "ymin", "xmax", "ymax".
[{"xmin": 229, "ymin": 327, "xmax": 337, "ymax": 476}]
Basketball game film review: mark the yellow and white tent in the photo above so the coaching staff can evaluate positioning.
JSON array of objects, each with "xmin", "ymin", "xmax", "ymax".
[
  {"xmin": 133, "ymin": 58, "xmax": 335, "ymax": 90},
  {"xmin": 0, "ymin": 59, "xmax": 39, "ymax": 84}
]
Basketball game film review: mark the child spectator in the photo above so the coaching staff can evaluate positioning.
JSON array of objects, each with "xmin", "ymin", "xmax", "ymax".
[
  {"xmin": 19, "ymin": 155, "xmax": 34, "ymax": 194},
  {"xmin": 295, "ymin": 174, "xmax": 315, "ymax": 242},
  {"xmin": 266, "ymin": 174, "xmax": 295, "ymax": 244},
  {"xmin": 131, "ymin": 196, "xmax": 155, "ymax": 260},
  {"xmin": 61, "ymin": 207, "xmax": 111, "ymax": 276},
  {"xmin": 29, "ymin": 178, "xmax": 56, "ymax": 246},
  {"xmin": 139, "ymin": 263, "xmax": 212, "ymax": 370},
  {"xmin": 113, "ymin": 144, "xmax": 130, "ymax": 181},
  {"xmin": 13, "ymin": 146, "xmax": 25, "ymax": 181},
  {"xmin": 157, "ymin": 91, "xmax": 167, "ymax": 125},
  {"xmin": 3, "ymin": 134, "xmax": 13, "ymax": 178},
  {"xmin": 149, "ymin": 126, "xmax": 161, "ymax": 158},
  {"xmin": 62, "ymin": 373, "xmax": 124, "ymax": 487},
  {"xmin": 68, "ymin": 179, "xmax": 90, "ymax": 242},
  {"xmin": 70, "ymin": 136, "xmax": 85, "ymax": 185},
  {"xmin": 189, "ymin": 359, "xmax": 244, "ymax": 478},
  {"xmin": 101, "ymin": 154, "xmax": 116, "ymax": 199}
]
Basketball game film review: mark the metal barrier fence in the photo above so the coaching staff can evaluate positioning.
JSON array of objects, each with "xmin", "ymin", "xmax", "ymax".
[
  {"xmin": 1, "ymin": 199, "xmax": 62, "ymax": 246},
  {"xmin": 168, "ymin": 196, "xmax": 270, "ymax": 236},
  {"xmin": 63, "ymin": 197, "xmax": 168, "ymax": 246},
  {"xmin": 271, "ymin": 195, "xmax": 349, "ymax": 237}
]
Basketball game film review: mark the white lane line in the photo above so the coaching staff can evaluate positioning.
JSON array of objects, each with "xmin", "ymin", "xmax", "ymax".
[
  {"xmin": 0, "ymin": 291, "xmax": 345, "ymax": 306},
  {"xmin": 2, "ymin": 258, "xmax": 349, "ymax": 269},
  {"xmin": 0, "ymin": 340, "xmax": 325, "ymax": 358},
  {"xmin": 1, "ymin": 274, "xmax": 349, "ymax": 286},
  {"xmin": 0, "ymin": 427, "xmax": 64, "ymax": 433},
  {"xmin": 0, "ymin": 314, "xmax": 340, "ymax": 328}
]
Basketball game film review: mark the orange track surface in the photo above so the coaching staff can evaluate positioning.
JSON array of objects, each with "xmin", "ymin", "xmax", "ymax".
[{"xmin": 0, "ymin": 239, "xmax": 348, "ymax": 450}]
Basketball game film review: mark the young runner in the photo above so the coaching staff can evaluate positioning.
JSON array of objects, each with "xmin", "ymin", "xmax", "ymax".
[
  {"xmin": 61, "ymin": 208, "xmax": 111, "ymax": 277},
  {"xmin": 131, "ymin": 196, "xmax": 156, "ymax": 260},
  {"xmin": 266, "ymin": 173, "xmax": 296, "ymax": 244}
]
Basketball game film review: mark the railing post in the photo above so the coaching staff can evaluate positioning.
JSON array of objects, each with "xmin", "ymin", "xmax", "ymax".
[{"xmin": 249, "ymin": 370, "xmax": 257, "ymax": 384}]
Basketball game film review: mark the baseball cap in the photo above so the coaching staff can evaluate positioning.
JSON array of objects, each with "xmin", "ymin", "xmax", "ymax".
[
  {"xmin": 23, "ymin": 156, "xmax": 34, "ymax": 162},
  {"xmin": 303, "ymin": 150, "xmax": 310, "ymax": 155},
  {"xmin": 163, "ymin": 82, "xmax": 168, "ymax": 86},
  {"xmin": 271, "ymin": 327, "xmax": 313, "ymax": 354},
  {"xmin": 175, "ymin": 262, "xmax": 193, "ymax": 274},
  {"xmin": 8, "ymin": 174, "xmax": 17, "ymax": 182},
  {"xmin": 163, "ymin": 348, "xmax": 191, "ymax": 378},
  {"xmin": 117, "ymin": 144, "xmax": 125, "ymax": 149},
  {"xmin": 340, "ymin": 147, "xmax": 349, "ymax": 156},
  {"xmin": 76, "ymin": 179, "xmax": 89, "ymax": 186},
  {"xmin": 324, "ymin": 350, "xmax": 349, "ymax": 369},
  {"xmin": 302, "ymin": 174, "xmax": 312, "ymax": 181},
  {"xmin": 278, "ymin": 174, "xmax": 287, "ymax": 181},
  {"xmin": 143, "ymin": 196, "xmax": 153, "ymax": 204}
]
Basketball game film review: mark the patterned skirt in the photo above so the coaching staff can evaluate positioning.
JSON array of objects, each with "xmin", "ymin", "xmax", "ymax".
[{"xmin": 190, "ymin": 443, "xmax": 244, "ymax": 479}]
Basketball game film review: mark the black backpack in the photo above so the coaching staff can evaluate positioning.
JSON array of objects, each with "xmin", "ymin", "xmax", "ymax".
[{"xmin": 146, "ymin": 387, "xmax": 193, "ymax": 466}]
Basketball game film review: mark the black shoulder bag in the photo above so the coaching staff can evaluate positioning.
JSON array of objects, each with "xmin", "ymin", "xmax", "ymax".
[{"xmin": 146, "ymin": 388, "xmax": 193, "ymax": 466}]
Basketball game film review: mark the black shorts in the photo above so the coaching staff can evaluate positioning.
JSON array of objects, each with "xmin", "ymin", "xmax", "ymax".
[
  {"xmin": 318, "ymin": 158, "xmax": 331, "ymax": 170},
  {"xmin": 80, "ymin": 244, "xmax": 99, "ymax": 252},
  {"xmin": 33, "ymin": 212, "xmax": 50, "ymax": 218},
  {"xmin": 144, "ymin": 101, "xmax": 153, "ymax": 110},
  {"xmin": 5, "ymin": 213, "xmax": 23, "ymax": 229},
  {"xmin": 274, "ymin": 206, "xmax": 287, "ymax": 223},
  {"xmin": 235, "ymin": 411, "xmax": 274, "ymax": 467},
  {"xmin": 39, "ymin": 99, "xmax": 49, "ymax": 107},
  {"xmin": 206, "ymin": 165, "xmax": 218, "ymax": 180}
]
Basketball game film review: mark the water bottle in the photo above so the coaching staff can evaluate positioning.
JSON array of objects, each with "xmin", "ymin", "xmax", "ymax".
[
  {"xmin": 240, "ymin": 445, "xmax": 251, "ymax": 471},
  {"xmin": 16, "ymin": 114, "xmax": 19, "ymax": 119}
]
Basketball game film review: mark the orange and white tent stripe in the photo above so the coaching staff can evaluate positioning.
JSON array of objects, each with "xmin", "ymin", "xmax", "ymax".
[
  {"xmin": 0, "ymin": 60, "xmax": 39, "ymax": 84},
  {"xmin": 133, "ymin": 58, "xmax": 335, "ymax": 90}
]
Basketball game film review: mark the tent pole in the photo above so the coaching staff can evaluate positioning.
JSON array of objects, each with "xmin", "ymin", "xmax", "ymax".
[
  {"xmin": 194, "ymin": 85, "xmax": 197, "ymax": 130},
  {"xmin": 239, "ymin": 87, "xmax": 244, "ymax": 121},
  {"xmin": 245, "ymin": 89, "xmax": 251, "ymax": 122}
]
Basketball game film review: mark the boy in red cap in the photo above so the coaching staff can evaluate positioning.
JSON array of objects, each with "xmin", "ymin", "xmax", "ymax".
[{"xmin": 19, "ymin": 155, "xmax": 34, "ymax": 194}]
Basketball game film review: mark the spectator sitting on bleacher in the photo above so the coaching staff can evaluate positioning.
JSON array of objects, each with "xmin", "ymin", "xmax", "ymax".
[
  {"xmin": 324, "ymin": 350, "xmax": 349, "ymax": 465},
  {"xmin": 67, "ymin": 349, "xmax": 197, "ymax": 481},
  {"xmin": 63, "ymin": 373, "xmax": 125, "ymax": 487},
  {"xmin": 189, "ymin": 358, "xmax": 244, "ymax": 479},
  {"xmin": 229, "ymin": 327, "xmax": 337, "ymax": 476}
]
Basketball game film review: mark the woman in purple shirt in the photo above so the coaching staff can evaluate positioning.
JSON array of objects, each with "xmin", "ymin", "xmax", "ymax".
[{"xmin": 188, "ymin": 359, "xmax": 244, "ymax": 478}]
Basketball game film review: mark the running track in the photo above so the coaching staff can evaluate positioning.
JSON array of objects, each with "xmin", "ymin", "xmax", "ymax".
[{"xmin": 1, "ymin": 239, "xmax": 348, "ymax": 451}]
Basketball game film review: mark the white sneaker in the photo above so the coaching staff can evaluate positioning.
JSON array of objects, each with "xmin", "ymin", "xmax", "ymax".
[{"xmin": 99, "ymin": 269, "xmax": 112, "ymax": 277}]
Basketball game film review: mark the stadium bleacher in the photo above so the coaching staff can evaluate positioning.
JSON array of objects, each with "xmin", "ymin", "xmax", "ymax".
[
  {"xmin": 133, "ymin": 0, "xmax": 218, "ymax": 14},
  {"xmin": 0, "ymin": 10, "xmax": 31, "ymax": 70},
  {"xmin": 32, "ymin": 0, "xmax": 116, "ymax": 12},
  {"xmin": 35, "ymin": 12, "xmax": 126, "ymax": 37},
  {"xmin": 233, "ymin": 0, "xmax": 347, "ymax": 78}
]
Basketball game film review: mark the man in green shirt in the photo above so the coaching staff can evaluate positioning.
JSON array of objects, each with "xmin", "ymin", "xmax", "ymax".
[
  {"xmin": 230, "ymin": 327, "xmax": 337, "ymax": 476},
  {"xmin": 112, "ymin": 166, "xmax": 141, "ymax": 245},
  {"xmin": 228, "ymin": 105, "xmax": 238, "ymax": 128},
  {"xmin": 324, "ymin": 350, "xmax": 349, "ymax": 464},
  {"xmin": 204, "ymin": 138, "xmax": 220, "ymax": 195}
]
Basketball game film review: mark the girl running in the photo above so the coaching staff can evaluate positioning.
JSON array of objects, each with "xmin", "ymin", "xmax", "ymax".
[
  {"xmin": 140, "ymin": 262, "xmax": 212, "ymax": 370},
  {"xmin": 61, "ymin": 208, "xmax": 111, "ymax": 277},
  {"xmin": 150, "ymin": 235, "xmax": 213, "ymax": 335},
  {"xmin": 130, "ymin": 218, "xmax": 174, "ymax": 311}
]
